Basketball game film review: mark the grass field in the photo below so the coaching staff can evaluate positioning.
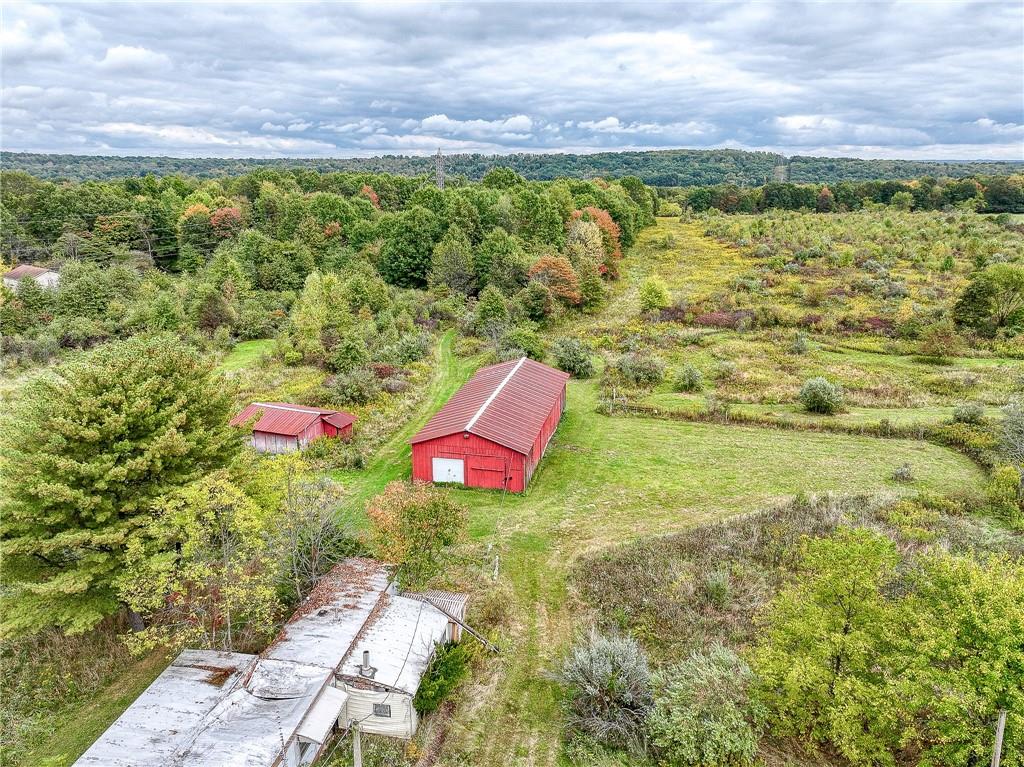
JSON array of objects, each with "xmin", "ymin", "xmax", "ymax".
[
  {"xmin": 216, "ymin": 338, "xmax": 275, "ymax": 372},
  {"xmin": 642, "ymin": 391, "xmax": 1004, "ymax": 427},
  {"xmin": 10, "ymin": 651, "xmax": 170, "ymax": 767}
]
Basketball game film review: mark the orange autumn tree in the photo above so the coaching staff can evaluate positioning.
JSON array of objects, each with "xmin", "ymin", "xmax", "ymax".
[
  {"xmin": 366, "ymin": 481, "xmax": 466, "ymax": 586},
  {"xmin": 569, "ymin": 206, "xmax": 622, "ymax": 278},
  {"xmin": 210, "ymin": 206, "xmax": 243, "ymax": 239},
  {"xmin": 528, "ymin": 254, "xmax": 581, "ymax": 305},
  {"xmin": 360, "ymin": 184, "xmax": 381, "ymax": 209}
]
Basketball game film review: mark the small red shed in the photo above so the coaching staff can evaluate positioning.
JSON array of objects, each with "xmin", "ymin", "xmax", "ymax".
[
  {"xmin": 230, "ymin": 402, "xmax": 355, "ymax": 454},
  {"xmin": 410, "ymin": 357, "xmax": 569, "ymax": 492}
]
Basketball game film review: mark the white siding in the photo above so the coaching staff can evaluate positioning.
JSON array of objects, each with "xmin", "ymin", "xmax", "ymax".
[{"xmin": 340, "ymin": 686, "xmax": 416, "ymax": 739}]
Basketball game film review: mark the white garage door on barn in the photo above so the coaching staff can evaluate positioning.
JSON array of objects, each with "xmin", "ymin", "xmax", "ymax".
[{"xmin": 432, "ymin": 457, "xmax": 464, "ymax": 484}]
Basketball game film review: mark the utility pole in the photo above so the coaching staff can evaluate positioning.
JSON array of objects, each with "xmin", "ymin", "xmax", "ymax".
[
  {"xmin": 351, "ymin": 720, "xmax": 362, "ymax": 767},
  {"xmin": 435, "ymin": 147, "xmax": 445, "ymax": 190},
  {"xmin": 992, "ymin": 709, "xmax": 1007, "ymax": 767}
]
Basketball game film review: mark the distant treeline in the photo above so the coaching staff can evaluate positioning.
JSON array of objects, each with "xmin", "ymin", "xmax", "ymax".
[
  {"xmin": 2, "ymin": 149, "xmax": 1020, "ymax": 187},
  {"xmin": 665, "ymin": 175, "xmax": 1024, "ymax": 214}
]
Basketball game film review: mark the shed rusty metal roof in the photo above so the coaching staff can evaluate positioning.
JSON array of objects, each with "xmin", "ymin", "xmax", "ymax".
[
  {"xmin": 4, "ymin": 264, "xmax": 54, "ymax": 280},
  {"xmin": 229, "ymin": 402, "xmax": 354, "ymax": 437},
  {"xmin": 411, "ymin": 357, "xmax": 569, "ymax": 455}
]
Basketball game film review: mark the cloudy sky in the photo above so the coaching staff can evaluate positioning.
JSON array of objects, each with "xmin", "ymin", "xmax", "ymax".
[{"xmin": 2, "ymin": 1, "xmax": 1022, "ymax": 160}]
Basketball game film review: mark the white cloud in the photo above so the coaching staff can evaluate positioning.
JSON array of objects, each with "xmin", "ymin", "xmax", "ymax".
[
  {"xmin": 97, "ymin": 45, "xmax": 171, "ymax": 72},
  {"xmin": 0, "ymin": 2, "xmax": 1019, "ymax": 159},
  {"xmin": 419, "ymin": 114, "xmax": 534, "ymax": 138},
  {"xmin": 0, "ymin": 3, "xmax": 71, "ymax": 64}
]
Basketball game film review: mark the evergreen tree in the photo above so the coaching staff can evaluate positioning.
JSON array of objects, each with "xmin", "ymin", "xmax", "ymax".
[{"xmin": 0, "ymin": 335, "xmax": 238, "ymax": 636}]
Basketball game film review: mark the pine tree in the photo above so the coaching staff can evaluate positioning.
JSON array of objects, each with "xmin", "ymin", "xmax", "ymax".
[{"xmin": 0, "ymin": 334, "xmax": 239, "ymax": 636}]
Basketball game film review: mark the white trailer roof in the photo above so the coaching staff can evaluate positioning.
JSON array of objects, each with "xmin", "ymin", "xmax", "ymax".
[
  {"xmin": 265, "ymin": 557, "xmax": 391, "ymax": 670},
  {"xmin": 339, "ymin": 594, "xmax": 450, "ymax": 695},
  {"xmin": 74, "ymin": 559, "xmax": 464, "ymax": 766},
  {"xmin": 166, "ymin": 659, "xmax": 333, "ymax": 767},
  {"xmin": 73, "ymin": 650, "xmax": 256, "ymax": 767}
]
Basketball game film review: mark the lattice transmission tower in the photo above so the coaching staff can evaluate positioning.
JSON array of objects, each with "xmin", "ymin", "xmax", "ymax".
[{"xmin": 435, "ymin": 148, "xmax": 445, "ymax": 190}]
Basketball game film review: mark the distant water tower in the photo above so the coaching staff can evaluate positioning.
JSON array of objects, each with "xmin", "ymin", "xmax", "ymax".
[{"xmin": 435, "ymin": 148, "xmax": 445, "ymax": 190}]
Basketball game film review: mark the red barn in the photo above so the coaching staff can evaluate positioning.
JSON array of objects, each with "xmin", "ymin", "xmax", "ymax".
[
  {"xmin": 230, "ymin": 402, "xmax": 355, "ymax": 454},
  {"xmin": 410, "ymin": 357, "xmax": 569, "ymax": 492}
]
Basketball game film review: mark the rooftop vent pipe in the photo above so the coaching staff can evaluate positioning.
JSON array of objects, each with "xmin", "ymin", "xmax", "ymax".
[{"xmin": 359, "ymin": 650, "xmax": 376, "ymax": 679}]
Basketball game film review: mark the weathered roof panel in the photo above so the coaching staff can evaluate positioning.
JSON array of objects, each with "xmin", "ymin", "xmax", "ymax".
[
  {"xmin": 411, "ymin": 358, "xmax": 569, "ymax": 454},
  {"xmin": 264, "ymin": 557, "xmax": 390, "ymax": 670},
  {"xmin": 73, "ymin": 650, "xmax": 257, "ymax": 767},
  {"xmin": 167, "ymin": 659, "xmax": 332, "ymax": 767},
  {"xmin": 339, "ymin": 594, "xmax": 450, "ymax": 695},
  {"xmin": 229, "ymin": 402, "xmax": 355, "ymax": 437}
]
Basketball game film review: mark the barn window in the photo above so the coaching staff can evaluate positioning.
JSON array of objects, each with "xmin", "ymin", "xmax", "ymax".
[{"xmin": 372, "ymin": 703, "xmax": 392, "ymax": 717}]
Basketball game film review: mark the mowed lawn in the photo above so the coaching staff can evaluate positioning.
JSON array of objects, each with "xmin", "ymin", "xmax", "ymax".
[{"xmin": 216, "ymin": 338, "xmax": 275, "ymax": 372}]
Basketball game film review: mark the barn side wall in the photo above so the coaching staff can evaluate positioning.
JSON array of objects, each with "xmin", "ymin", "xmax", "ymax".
[
  {"xmin": 253, "ymin": 431, "xmax": 300, "ymax": 454},
  {"xmin": 524, "ymin": 383, "xmax": 567, "ymax": 486},
  {"xmin": 412, "ymin": 434, "xmax": 526, "ymax": 492}
]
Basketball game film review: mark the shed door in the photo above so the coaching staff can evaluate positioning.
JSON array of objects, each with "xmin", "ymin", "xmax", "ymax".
[{"xmin": 432, "ymin": 457, "xmax": 465, "ymax": 484}]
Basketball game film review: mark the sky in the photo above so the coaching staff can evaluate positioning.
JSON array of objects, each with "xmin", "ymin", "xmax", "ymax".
[{"xmin": 1, "ymin": 1, "xmax": 1022, "ymax": 161}]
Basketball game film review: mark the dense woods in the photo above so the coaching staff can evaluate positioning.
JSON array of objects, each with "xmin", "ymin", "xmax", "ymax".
[
  {"xmin": 667, "ymin": 174, "xmax": 1024, "ymax": 214},
  {"xmin": 0, "ymin": 166, "xmax": 652, "ymax": 370},
  {"xmin": 4, "ymin": 149, "xmax": 1021, "ymax": 187}
]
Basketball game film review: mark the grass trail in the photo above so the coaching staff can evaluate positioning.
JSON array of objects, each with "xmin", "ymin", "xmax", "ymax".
[
  {"xmin": 331, "ymin": 330, "xmax": 482, "ymax": 512},
  {"xmin": 216, "ymin": 338, "xmax": 275, "ymax": 372}
]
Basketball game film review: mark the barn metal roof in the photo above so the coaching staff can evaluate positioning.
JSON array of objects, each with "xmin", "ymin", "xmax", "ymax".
[
  {"xmin": 411, "ymin": 357, "xmax": 569, "ymax": 455},
  {"xmin": 229, "ymin": 402, "xmax": 355, "ymax": 437},
  {"xmin": 4, "ymin": 264, "xmax": 55, "ymax": 280}
]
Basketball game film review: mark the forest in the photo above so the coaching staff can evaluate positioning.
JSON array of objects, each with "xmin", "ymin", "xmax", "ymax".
[
  {"xmin": 663, "ymin": 175, "xmax": 1024, "ymax": 214},
  {"xmin": 1, "ymin": 163, "xmax": 1022, "ymax": 767},
  {"xmin": 4, "ymin": 148, "xmax": 1022, "ymax": 186}
]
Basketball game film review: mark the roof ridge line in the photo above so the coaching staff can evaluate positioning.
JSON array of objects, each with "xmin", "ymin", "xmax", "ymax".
[
  {"xmin": 252, "ymin": 402, "xmax": 329, "ymax": 415},
  {"xmin": 464, "ymin": 357, "xmax": 526, "ymax": 433}
]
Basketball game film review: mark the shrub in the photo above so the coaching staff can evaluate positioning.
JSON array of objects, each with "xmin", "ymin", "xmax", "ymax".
[
  {"xmin": 616, "ymin": 352, "xmax": 665, "ymax": 387},
  {"xmin": 502, "ymin": 325, "xmax": 545, "ymax": 360},
  {"xmin": 331, "ymin": 367, "xmax": 380, "ymax": 405},
  {"xmin": 392, "ymin": 332, "xmax": 430, "ymax": 364},
  {"xmin": 700, "ymin": 570, "xmax": 731, "ymax": 609},
  {"xmin": 558, "ymin": 629, "xmax": 653, "ymax": 753},
  {"xmin": 952, "ymin": 402, "xmax": 985, "ymax": 425},
  {"xmin": 891, "ymin": 463, "xmax": 915, "ymax": 483},
  {"xmin": 553, "ymin": 338, "xmax": 595, "ymax": 378},
  {"xmin": 648, "ymin": 645, "xmax": 763, "ymax": 767},
  {"xmin": 799, "ymin": 377, "xmax": 844, "ymax": 415},
  {"xmin": 789, "ymin": 332, "xmax": 809, "ymax": 355},
  {"xmin": 413, "ymin": 641, "xmax": 472, "ymax": 714},
  {"xmin": 673, "ymin": 364, "xmax": 704, "ymax": 393},
  {"xmin": 714, "ymin": 360, "xmax": 738, "ymax": 381},
  {"xmin": 986, "ymin": 466, "xmax": 1023, "ymax": 530},
  {"xmin": 639, "ymin": 276, "xmax": 671, "ymax": 313},
  {"xmin": 366, "ymin": 481, "xmax": 467, "ymax": 587}
]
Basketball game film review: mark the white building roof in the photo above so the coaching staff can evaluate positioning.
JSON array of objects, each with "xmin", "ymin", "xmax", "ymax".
[
  {"xmin": 166, "ymin": 659, "xmax": 333, "ymax": 767},
  {"xmin": 73, "ymin": 559, "xmax": 462, "ymax": 767},
  {"xmin": 264, "ymin": 558, "xmax": 391, "ymax": 670},
  {"xmin": 73, "ymin": 650, "xmax": 257, "ymax": 767},
  {"xmin": 339, "ymin": 594, "xmax": 451, "ymax": 695}
]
